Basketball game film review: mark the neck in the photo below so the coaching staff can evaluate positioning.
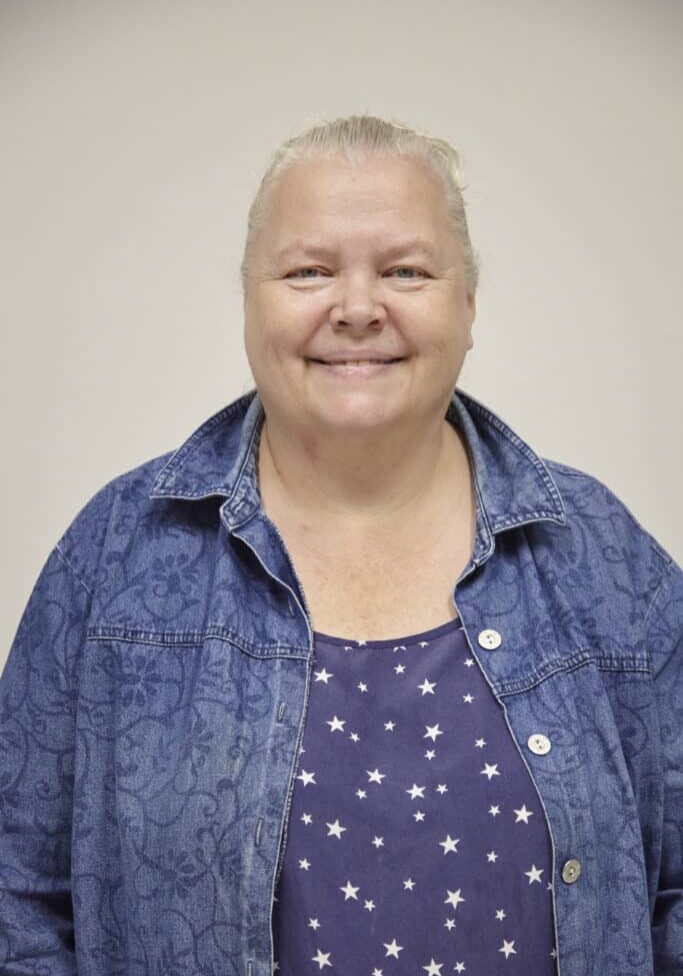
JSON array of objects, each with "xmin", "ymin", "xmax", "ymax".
[{"xmin": 257, "ymin": 408, "xmax": 474, "ymax": 543}]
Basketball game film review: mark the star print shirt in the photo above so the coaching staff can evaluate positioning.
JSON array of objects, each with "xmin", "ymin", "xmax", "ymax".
[{"xmin": 271, "ymin": 617, "xmax": 558, "ymax": 975}]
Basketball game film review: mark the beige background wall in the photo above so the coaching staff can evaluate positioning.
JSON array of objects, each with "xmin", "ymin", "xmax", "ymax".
[{"xmin": 2, "ymin": 0, "xmax": 681, "ymax": 669}]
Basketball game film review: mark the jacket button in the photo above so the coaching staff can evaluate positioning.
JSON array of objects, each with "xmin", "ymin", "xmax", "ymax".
[
  {"xmin": 478, "ymin": 629, "xmax": 502, "ymax": 650},
  {"xmin": 561, "ymin": 859, "xmax": 581, "ymax": 884},
  {"xmin": 528, "ymin": 733, "xmax": 551, "ymax": 755}
]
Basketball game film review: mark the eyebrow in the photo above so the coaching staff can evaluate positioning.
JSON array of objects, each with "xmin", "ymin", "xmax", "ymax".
[{"xmin": 276, "ymin": 238, "xmax": 438, "ymax": 262}]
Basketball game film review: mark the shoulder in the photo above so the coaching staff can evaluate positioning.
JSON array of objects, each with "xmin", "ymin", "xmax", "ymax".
[
  {"xmin": 54, "ymin": 449, "xmax": 176, "ymax": 594},
  {"xmin": 543, "ymin": 455, "xmax": 671, "ymax": 565},
  {"xmin": 51, "ymin": 392, "xmax": 255, "ymax": 594},
  {"xmin": 539, "ymin": 456, "xmax": 680, "ymax": 642}
]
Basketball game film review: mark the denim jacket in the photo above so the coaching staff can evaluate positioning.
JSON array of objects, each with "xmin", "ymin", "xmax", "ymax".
[{"xmin": 1, "ymin": 386, "xmax": 681, "ymax": 976}]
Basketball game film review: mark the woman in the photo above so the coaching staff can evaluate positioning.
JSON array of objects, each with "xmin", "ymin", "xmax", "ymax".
[{"xmin": 1, "ymin": 115, "xmax": 680, "ymax": 976}]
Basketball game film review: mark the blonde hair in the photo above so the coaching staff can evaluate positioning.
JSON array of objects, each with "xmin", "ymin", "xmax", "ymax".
[{"xmin": 240, "ymin": 113, "xmax": 480, "ymax": 296}]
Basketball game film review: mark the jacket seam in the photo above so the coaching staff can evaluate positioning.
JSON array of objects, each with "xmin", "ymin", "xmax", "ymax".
[
  {"xmin": 643, "ymin": 556, "xmax": 674, "ymax": 634},
  {"xmin": 55, "ymin": 542, "xmax": 94, "ymax": 598},
  {"xmin": 498, "ymin": 653, "xmax": 650, "ymax": 697},
  {"xmin": 85, "ymin": 626, "xmax": 310, "ymax": 660},
  {"xmin": 643, "ymin": 556, "xmax": 678, "ymax": 683}
]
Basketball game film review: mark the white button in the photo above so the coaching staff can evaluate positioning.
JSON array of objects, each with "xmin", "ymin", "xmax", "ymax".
[
  {"xmin": 478, "ymin": 629, "xmax": 502, "ymax": 650},
  {"xmin": 528, "ymin": 733, "xmax": 551, "ymax": 755},
  {"xmin": 562, "ymin": 859, "xmax": 581, "ymax": 884}
]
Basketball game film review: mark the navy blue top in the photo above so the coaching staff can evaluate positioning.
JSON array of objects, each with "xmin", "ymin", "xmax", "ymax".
[{"xmin": 272, "ymin": 617, "xmax": 557, "ymax": 974}]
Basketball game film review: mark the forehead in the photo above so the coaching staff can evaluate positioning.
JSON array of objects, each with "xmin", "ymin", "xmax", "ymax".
[{"xmin": 263, "ymin": 156, "xmax": 450, "ymax": 241}]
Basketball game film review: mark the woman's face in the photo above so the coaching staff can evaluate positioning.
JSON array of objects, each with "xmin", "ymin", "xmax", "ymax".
[{"xmin": 243, "ymin": 155, "xmax": 476, "ymax": 437}]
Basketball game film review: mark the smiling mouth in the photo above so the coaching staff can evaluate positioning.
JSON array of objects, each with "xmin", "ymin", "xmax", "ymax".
[
  {"xmin": 306, "ymin": 358, "xmax": 406, "ymax": 377},
  {"xmin": 308, "ymin": 358, "xmax": 404, "ymax": 365}
]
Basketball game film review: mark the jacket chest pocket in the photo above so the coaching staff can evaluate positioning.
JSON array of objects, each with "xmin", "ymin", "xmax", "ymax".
[{"xmin": 74, "ymin": 636, "xmax": 305, "ymax": 907}]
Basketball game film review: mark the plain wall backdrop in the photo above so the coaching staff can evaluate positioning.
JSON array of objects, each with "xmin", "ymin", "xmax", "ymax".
[{"xmin": 1, "ymin": 0, "xmax": 681, "ymax": 670}]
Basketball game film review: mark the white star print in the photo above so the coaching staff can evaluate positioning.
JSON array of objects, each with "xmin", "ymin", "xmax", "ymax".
[
  {"xmin": 464, "ymin": 657, "xmax": 475, "ymax": 667},
  {"xmin": 550, "ymin": 948, "xmax": 557, "ymax": 958},
  {"xmin": 424, "ymin": 723, "xmax": 444, "ymax": 742},
  {"xmin": 438, "ymin": 834, "xmax": 460, "ymax": 855},
  {"xmin": 340, "ymin": 880, "xmax": 359, "ymax": 900},
  {"xmin": 371, "ymin": 970, "xmax": 382, "ymax": 976},
  {"xmin": 406, "ymin": 783, "xmax": 426, "ymax": 800},
  {"xmin": 419, "ymin": 640, "xmax": 429, "ymax": 647},
  {"xmin": 312, "ymin": 947, "xmax": 332, "ymax": 969},
  {"xmin": 525, "ymin": 864, "xmax": 544, "ymax": 884},
  {"xmin": 325, "ymin": 819, "xmax": 346, "ymax": 839},
  {"xmin": 392, "ymin": 645, "xmax": 407, "ymax": 653},
  {"xmin": 444, "ymin": 888, "xmax": 466, "ymax": 909},
  {"xmin": 281, "ymin": 623, "xmax": 559, "ymax": 972},
  {"xmin": 384, "ymin": 939, "xmax": 404, "ymax": 958},
  {"xmin": 514, "ymin": 804, "xmax": 533, "ymax": 823},
  {"xmin": 422, "ymin": 959, "xmax": 443, "ymax": 975}
]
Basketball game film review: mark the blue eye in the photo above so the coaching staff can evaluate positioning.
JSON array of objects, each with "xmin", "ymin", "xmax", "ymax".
[
  {"xmin": 289, "ymin": 268, "xmax": 324, "ymax": 278},
  {"xmin": 390, "ymin": 267, "xmax": 425, "ymax": 279},
  {"xmin": 287, "ymin": 266, "xmax": 427, "ymax": 280}
]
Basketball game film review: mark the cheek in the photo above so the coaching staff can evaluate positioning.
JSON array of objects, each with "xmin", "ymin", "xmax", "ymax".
[
  {"xmin": 244, "ymin": 319, "xmax": 274, "ymax": 370},
  {"xmin": 420, "ymin": 326, "xmax": 462, "ymax": 355},
  {"xmin": 425, "ymin": 333, "xmax": 470, "ymax": 371},
  {"xmin": 257, "ymin": 326, "xmax": 304, "ymax": 370}
]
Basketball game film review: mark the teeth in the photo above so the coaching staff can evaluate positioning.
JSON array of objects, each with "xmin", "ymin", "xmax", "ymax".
[{"xmin": 325, "ymin": 360, "xmax": 393, "ymax": 366}]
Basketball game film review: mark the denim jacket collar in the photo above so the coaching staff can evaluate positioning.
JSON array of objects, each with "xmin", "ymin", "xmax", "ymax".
[{"xmin": 149, "ymin": 386, "xmax": 567, "ymax": 567}]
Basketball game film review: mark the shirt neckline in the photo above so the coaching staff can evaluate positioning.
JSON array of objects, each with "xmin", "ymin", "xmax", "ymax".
[{"xmin": 312, "ymin": 615, "xmax": 462, "ymax": 649}]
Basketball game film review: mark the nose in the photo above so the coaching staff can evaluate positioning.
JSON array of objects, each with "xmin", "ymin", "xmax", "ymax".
[{"xmin": 330, "ymin": 272, "xmax": 386, "ymax": 332}]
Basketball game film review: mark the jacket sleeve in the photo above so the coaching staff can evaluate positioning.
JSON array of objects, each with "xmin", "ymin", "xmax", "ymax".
[
  {"xmin": 647, "ymin": 556, "xmax": 683, "ymax": 974},
  {"xmin": 0, "ymin": 543, "xmax": 91, "ymax": 975}
]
